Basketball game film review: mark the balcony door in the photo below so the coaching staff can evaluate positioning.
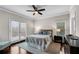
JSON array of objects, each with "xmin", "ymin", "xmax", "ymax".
[
  {"xmin": 20, "ymin": 23, "xmax": 27, "ymax": 40},
  {"xmin": 9, "ymin": 20, "xmax": 27, "ymax": 42}
]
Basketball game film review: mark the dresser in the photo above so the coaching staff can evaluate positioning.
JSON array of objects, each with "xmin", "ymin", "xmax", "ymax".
[{"xmin": 64, "ymin": 35, "xmax": 79, "ymax": 54}]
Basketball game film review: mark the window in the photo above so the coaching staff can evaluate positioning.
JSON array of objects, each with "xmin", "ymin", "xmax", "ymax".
[{"xmin": 9, "ymin": 20, "xmax": 27, "ymax": 42}]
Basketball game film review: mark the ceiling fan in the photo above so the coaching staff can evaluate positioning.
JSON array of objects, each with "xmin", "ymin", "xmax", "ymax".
[{"xmin": 26, "ymin": 5, "xmax": 45, "ymax": 15}]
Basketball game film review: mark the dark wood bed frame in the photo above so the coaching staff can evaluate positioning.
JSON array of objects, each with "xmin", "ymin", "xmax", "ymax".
[{"xmin": 40, "ymin": 29, "xmax": 53, "ymax": 41}]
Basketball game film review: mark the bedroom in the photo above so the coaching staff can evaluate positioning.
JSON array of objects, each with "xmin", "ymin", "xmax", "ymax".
[{"xmin": 0, "ymin": 5, "xmax": 79, "ymax": 54}]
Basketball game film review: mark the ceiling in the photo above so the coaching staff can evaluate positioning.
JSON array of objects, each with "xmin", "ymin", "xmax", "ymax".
[{"xmin": 0, "ymin": 5, "xmax": 70, "ymax": 20}]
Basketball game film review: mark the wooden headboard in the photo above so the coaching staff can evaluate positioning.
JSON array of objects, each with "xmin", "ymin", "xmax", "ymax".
[{"xmin": 39, "ymin": 29, "xmax": 53, "ymax": 40}]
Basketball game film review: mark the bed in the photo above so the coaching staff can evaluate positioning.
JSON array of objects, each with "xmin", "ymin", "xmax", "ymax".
[
  {"xmin": 0, "ymin": 40, "xmax": 11, "ymax": 50},
  {"xmin": 26, "ymin": 29, "xmax": 53, "ymax": 51},
  {"xmin": 26, "ymin": 34, "xmax": 51, "ymax": 51}
]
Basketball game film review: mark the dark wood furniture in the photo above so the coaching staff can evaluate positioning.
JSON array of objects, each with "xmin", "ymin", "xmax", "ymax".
[
  {"xmin": 54, "ymin": 35, "xmax": 62, "ymax": 43},
  {"xmin": 54, "ymin": 35, "xmax": 63, "ymax": 50},
  {"xmin": 0, "ymin": 46, "xmax": 10, "ymax": 54},
  {"xmin": 64, "ymin": 35, "xmax": 79, "ymax": 54}
]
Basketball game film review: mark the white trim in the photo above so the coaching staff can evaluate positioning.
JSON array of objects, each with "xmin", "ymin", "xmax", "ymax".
[
  {"xmin": 0, "ymin": 7, "xmax": 34, "ymax": 21},
  {"xmin": 34, "ymin": 11, "xmax": 69, "ymax": 20},
  {"xmin": 0, "ymin": 6, "xmax": 69, "ymax": 20}
]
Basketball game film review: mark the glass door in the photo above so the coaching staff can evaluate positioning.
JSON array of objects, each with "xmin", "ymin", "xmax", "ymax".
[
  {"xmin": 10, "ymin": 21, "xmax": 19, "ymax": 42},
  {"xmin": 9, "ymin": 20, "xmax": 27, "ymax": 42},
  {"xmin": 20, "ymin": 23, "xmax": 27, "ymax": 40}
]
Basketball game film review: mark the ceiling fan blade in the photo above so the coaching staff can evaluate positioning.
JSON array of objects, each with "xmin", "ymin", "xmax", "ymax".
[
  {"xmin": 38, "ymin": 9, "xmax": 45, "ymax": 11},
  {"xmin": 38, "ymin": 11, "xmax": 42, "ymax": 15},
  {"xmin": 32, "ymin": 5, "xmax": 37, "ymax": 10},
  {"xmin": 26, "ymin": 10, "xmax": 35, "ymax": 12}
]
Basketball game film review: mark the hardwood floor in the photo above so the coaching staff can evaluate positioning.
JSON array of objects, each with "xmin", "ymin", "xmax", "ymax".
[
  {"xmin": 46, "ymin": 43, "xmax": 61, "ymax": 54},
  {"xmin": 10, "ymin": 44, "xmax": 33, "ymax": 54},
  {"xmin": 0, "ymin": 42, "xmax": 64, "ymax": 54}
]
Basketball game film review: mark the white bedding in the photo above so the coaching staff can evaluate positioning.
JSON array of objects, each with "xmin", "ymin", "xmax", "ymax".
[
  {"xmin": 28, "ymin": 34, "xmax": 50, "ymax": 39},
  {"xmin": 0, "ymin": 40, "xmax": 11, "ymax": 50},
  {"xmin": 26, "ymin": 34, "xmax": 52, "ymax": 51}
]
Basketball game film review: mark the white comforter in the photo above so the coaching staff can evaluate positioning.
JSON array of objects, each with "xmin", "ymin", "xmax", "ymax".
[
  {"xmin": 26, "ymin": 34, "xmax": 52, "ymax": 51},
  {"xmin": 0, "ymin": 40, "xmax": 11, "ymax": 50}
]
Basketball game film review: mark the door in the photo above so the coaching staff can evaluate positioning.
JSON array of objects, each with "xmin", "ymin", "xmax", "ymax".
[
  {"xmin": 9, "ymin": 21, "xmax": 19, "ymax": 42},
  {"xmin": 20, "ymin": 23, "xmax": 27, "ymax": 40},
  {"xmin": 9, "ymin": 20, "xmax": 27, "ymax": 42}
]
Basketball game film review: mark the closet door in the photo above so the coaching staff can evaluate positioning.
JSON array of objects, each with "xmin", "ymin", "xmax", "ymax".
[
  {"xmin": 10, "ymin": 21, "xmax": 19, "ymax": 42},
  {"xmin": 20, "ymin": 23, "xmax": 27, "ymax": 40}
]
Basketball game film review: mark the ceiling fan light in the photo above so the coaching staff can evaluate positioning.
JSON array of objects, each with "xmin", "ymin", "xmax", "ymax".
[
  {"xmin": 35, "ymin": 11, "xmax": 38, "ymax": 14},
  {"xmin": 33, "ymin": 13, "xmax": 35, "ymax": 15}
]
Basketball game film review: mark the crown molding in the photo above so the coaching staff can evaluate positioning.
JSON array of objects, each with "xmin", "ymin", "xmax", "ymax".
[
  {"xmin": 0, "ymin": 7, "xmax": 34, "ymax": 21},
  {"xmin": 34, "ymin": 11, "xmax": 69, "ymax": 20}
]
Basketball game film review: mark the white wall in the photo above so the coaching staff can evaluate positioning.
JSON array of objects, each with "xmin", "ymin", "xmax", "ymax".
[
  {"xmin": 75, "ymin": 6, "xmax": 79, "ymax": 36},
  {"xmin": 35, "ymin": 14, "xmax": 69, "ymax": 35},
  {"xmin": 69, "ymin": 6, "xmax": 79, "ymax": 37},
  {"xmin": 0, "ymin": 10, "xmax": 34, "ymax": 40}
]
